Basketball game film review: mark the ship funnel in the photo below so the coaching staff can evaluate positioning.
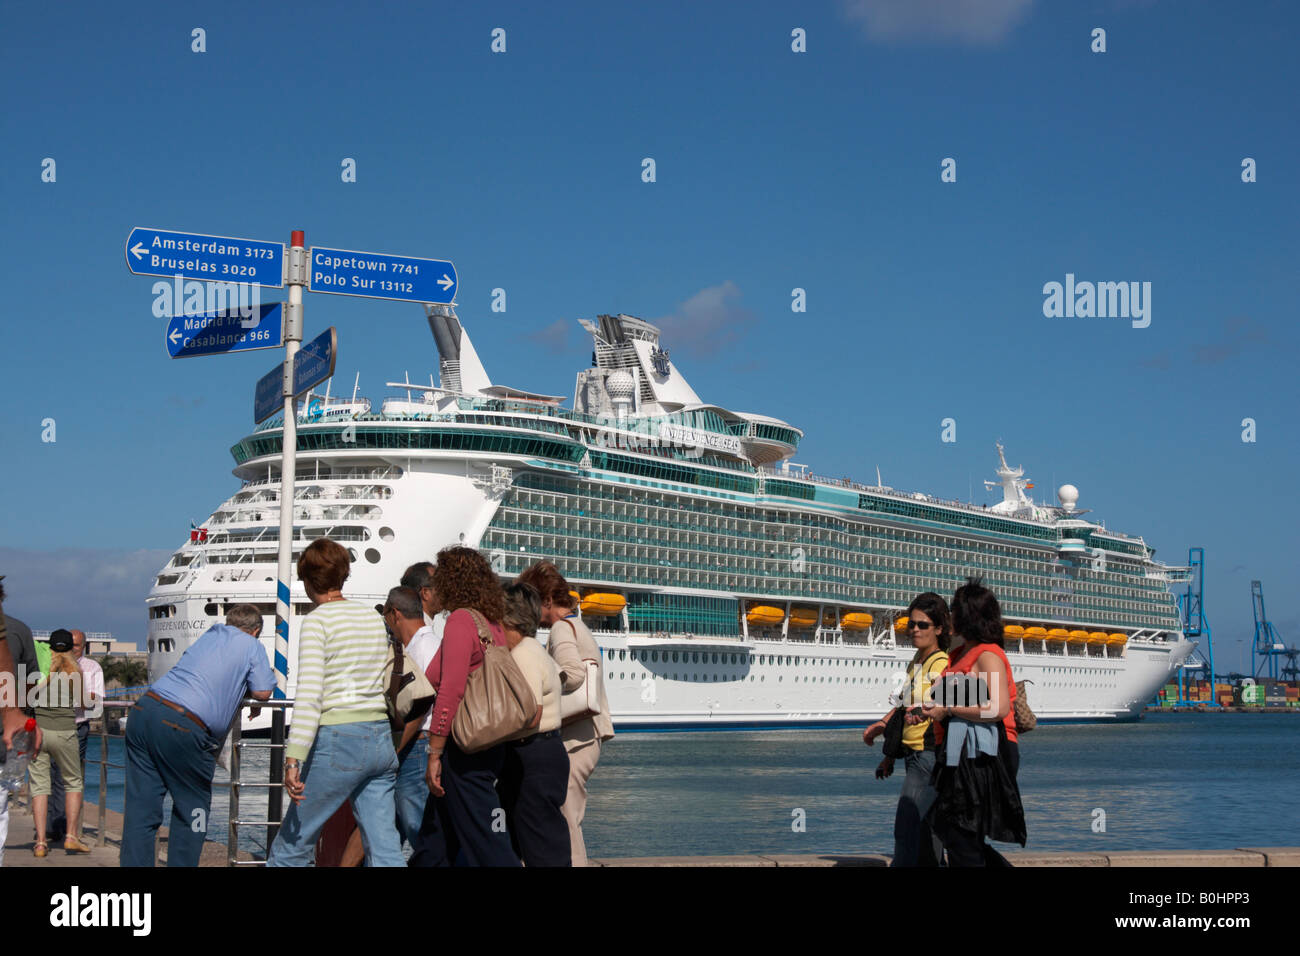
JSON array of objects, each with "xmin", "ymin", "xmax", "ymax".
[{"xmin": 425, "ymin": 304, "xmax": 492, "ymax": 396}]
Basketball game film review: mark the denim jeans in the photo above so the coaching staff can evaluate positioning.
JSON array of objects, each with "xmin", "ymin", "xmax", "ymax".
[
  {"xmin": 394, "ymin": 736, "xmax": 431, "ymax": 848},
  {"xmin": 267, "ymin": 721, "xmax": 405, "ymax": 867},
  {"xmin": 891, "ymin": 748, "xmax": 942, "ymax": 867},
  {"xmin": 121, "ymin": 694, "xmax": 221, "ymax": 867}
]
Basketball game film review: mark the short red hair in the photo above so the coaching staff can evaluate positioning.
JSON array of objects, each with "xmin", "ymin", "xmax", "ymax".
[{"xmin": 298, "ymin": 538, "xmax": 350, "ymax": 594}]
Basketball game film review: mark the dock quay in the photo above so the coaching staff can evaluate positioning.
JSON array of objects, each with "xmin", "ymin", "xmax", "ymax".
[{"xmin": 4, "ymin": 796, "xmax": 1295, "ymax": 867}]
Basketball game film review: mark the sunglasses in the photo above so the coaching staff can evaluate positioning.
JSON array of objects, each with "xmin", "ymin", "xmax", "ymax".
[{"xmin": 908, "ymin": 620, "xmax": 936, "ymax": 631}]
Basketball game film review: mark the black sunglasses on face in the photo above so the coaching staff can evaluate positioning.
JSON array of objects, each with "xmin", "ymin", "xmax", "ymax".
[{"xmin": 909, "ymin": 620, "xmax": 935, "ymax": 631}]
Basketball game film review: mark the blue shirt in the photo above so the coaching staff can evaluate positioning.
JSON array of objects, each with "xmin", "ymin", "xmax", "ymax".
[{"xmin": 150, "ymin": 623, "xmax": 276, "ymax": 733}]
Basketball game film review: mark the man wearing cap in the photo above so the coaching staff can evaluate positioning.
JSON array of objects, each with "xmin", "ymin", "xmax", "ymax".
[
  {"xmin": 47, "ymin": 630, "xmax": 104, "ymax": 843},
  {"xmin": 121, "ymin": 604, "xmax": 275, "ymax": 866}
]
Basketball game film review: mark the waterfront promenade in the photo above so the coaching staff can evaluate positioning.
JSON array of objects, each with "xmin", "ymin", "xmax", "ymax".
[{"xmin": 4, "ymin": 800, "xmax": 1296, "ymax": 867}]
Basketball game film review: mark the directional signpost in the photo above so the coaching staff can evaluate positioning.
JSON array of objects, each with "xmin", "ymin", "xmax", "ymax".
[
  {"xmin": 166, "ymin": 302, "xmax": 283, "ymax": 359},
  {"xmin": 253, "ymin": 326, "xmax": 337, "ymax": 422},
  {"xmin": 308, "ymin": 246, "xmax": 456, "ymax": 304},
  {"xmin": 126, "ymin": 227, "xmax": 285, "ymax": 287},
  {"xmin": 128, "ymin": 224, "xmax": 455, "ymax": 838}
]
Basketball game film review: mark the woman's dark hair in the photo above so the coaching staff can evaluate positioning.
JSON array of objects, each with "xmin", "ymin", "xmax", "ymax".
[
  {"xmin": 515, "ymin": 561, "xmax": 577, "ymax": 610},
  {"xmin": 950, "ymin": 577, "xmax": 1004, "ymax": 648},
  {"xmin": 432, "ymin": 546, "xmax": 505, "ymax": 623},
  {"xmin": 297, "ymin": 538, "xmax": 350, "ymax": 595},
  {"xmin": 906, "ymin": 592, "xmax": 952, "ymax": 654}
]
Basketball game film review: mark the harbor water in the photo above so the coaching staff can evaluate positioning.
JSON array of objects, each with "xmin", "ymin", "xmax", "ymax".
[{"xmin": 82, "ymin": 713, "xmax": 1299, "ymax": 859}]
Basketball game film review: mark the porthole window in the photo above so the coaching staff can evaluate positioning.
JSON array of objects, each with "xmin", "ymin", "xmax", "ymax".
[
  {"xmin": 378, "ymin": 526, "xmax": 395, "ymax": 542},
  {"xmin": 204, "ymin": 602, "xmax": 219, "ymax": 616}
]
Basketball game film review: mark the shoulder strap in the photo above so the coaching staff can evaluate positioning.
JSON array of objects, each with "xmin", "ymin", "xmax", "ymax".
[{"xmin": 463, "ymin": 608, "xmax": 493, "ymax": 647}]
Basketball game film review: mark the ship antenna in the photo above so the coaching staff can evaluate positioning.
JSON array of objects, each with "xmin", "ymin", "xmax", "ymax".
[{"xmin": 352, "ymin": 372, "xmax": 359, "ymax": 403}]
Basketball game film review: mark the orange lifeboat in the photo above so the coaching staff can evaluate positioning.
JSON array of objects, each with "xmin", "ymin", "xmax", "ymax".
[
  {"xmin": 1046, "ymin": 629, "xmax": 1070, "ymax": 642},
  {"xmin": 840, "ymin": 612, "xmax": 874, "ymax": 631},
  {"xmin": 580, "ymin": 593, "xmax": 626, "ymax": 617},
  {"xmin": 894, "ymin": 615, "xmax": 910, "ymax": 632},
  {"xmin": 1067, "ymin": 630, "xmax": 1090, "ymax": 645},
  {"xmin": 746, "ymin": 605, "xmax": 785, "ymax": 627},
  {"xmin": 788, "ymin": 608, "xmax": 819, "ymax": 629},
  {"xmin": 1004, "ymin": 624, "xmax": 1025, "ymax": 638}
]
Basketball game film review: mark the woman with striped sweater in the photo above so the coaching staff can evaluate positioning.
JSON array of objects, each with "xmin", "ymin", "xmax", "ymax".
[{"xmin": 267, "ymin": 538, "xmax": 405, "ymax": 866}]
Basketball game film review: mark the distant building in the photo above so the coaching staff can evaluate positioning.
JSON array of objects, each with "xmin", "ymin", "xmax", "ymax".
[{"xmin": 32, "ymin": 630, "xmax": 139, "ymax": 656}]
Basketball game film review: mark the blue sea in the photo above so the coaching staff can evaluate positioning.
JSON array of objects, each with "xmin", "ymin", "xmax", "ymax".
[{"xmin": 83, "ymin": 713, "xmax": 1299, "ymax": 859}]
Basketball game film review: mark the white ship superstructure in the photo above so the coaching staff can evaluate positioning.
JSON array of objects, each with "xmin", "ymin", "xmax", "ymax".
[{"xmin": 147, "ymin": 307, "xmax": 1193, "ymax": 729}]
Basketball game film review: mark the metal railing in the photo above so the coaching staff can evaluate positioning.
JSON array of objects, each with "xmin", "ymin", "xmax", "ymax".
[
  {"xmin": 226, "ymin": 697, "xmax": 292, "ymax": 866},
  {"xmin": 93, "ymin": 700, "xmax": 133, "ymax": 851}
]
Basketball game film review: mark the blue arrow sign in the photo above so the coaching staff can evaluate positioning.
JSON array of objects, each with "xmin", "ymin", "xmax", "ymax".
[
  {"xmin": 253, "ymin": 327, "xmax": 338, "ymax": 424},
  {"xmin": 293, "ymin": 327, "xmax": 337, "ymax": 397},
  {"xmin": 308, "ymin": 246, "xmax": 456, "ymax": 304},
  {"xmin": 254, "ymin": 365, "xmax": 282, "ymax": 425},
  {"xmin": 126, "ymin": 227, "xmax": 285, "ymax": 288},
  {"xmin": 166, "ymin": 303, "xmax": 283, "ymax": 359}
]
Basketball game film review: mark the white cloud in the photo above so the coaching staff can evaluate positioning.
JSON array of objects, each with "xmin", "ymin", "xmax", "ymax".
[
  {"xmin": 0, "ymin": 547, "xmax": 173, "ymax": 650},
  {"xmin": 841, "ymin": 0, "xmax": 1036, "ymax": 46},
  {"xmin": 651, "ymin": 281, "xmax": 756, "ymax": 357}
]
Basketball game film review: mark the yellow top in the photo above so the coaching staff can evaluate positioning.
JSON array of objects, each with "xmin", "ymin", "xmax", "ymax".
[{"xmin": 902, "ymin": 650, "xmax": 950, "ymax": 750}]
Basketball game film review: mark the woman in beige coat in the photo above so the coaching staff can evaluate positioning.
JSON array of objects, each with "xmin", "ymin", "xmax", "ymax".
[{"xmin": 517, "ymin": 562, "xmax": 614, "ymax": 866}]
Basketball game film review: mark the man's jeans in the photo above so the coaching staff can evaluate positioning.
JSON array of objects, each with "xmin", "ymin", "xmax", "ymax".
[
  {"xmin": 395, "ymin": 736, "xmax": 431, "ymax": 848},
  {"xmin": 48, "ymin": 721, "xmax": 90, "ymax": 840},
  {"xmin": 891, "ymin": 748, "xmax": 943, "ymax": 867},
  {"xmin": 121, "ymin": 694, "xmax": 221, "ymax": 867},
  {"xmin": 267, "ymin": 721, "xmax": 405, "ymax": 867}
]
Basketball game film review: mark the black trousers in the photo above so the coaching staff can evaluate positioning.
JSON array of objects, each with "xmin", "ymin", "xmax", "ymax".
[
  {"xmin": 433, "ymin": 740, "xmax": 519, "ymax": 867},
  {"xmin": 497, "ymin": 731, "xmax": 571, "ymax": 867},
  {"xmin": 942, "ymin": 740, "xmax": 1020, "ymax": 868}
]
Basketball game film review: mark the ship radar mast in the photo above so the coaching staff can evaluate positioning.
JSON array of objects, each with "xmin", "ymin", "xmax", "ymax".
[{"xmin": 985, "ymin": 441, "xmax": 1034, "ymax": 515}]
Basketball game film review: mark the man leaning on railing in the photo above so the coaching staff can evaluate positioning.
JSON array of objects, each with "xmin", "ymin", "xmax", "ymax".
[{"xmin": 120, "ymin": 604, "xmax": 274, "ymax": 867}]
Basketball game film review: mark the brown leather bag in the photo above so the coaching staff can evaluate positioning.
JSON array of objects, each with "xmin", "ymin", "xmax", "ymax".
[
  {"xmin": 1014, "ymin": 679, "xmax": 1037, "ymax": 733},
  {"xmin": 450, "ymin": 608, "xmax": 538, "ymax": 753}
]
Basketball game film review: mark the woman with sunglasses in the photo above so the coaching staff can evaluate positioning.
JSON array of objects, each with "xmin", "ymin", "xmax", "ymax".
[{"xmin": 863, "ymin": 592, "xmax": 951, "ymax": 866}]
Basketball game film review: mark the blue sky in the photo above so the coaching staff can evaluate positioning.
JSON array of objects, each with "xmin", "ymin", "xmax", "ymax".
[{"xmin": 1, "ymin": 0, "xmax": 1296, "ymax": 671}]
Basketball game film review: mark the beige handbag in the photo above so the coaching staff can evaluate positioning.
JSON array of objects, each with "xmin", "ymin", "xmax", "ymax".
[{"xmin": 450, "ymin": 609, "xmax": 538, "ymax": 753}]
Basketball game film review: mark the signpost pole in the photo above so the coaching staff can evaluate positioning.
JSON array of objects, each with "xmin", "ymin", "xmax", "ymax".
[{"xmin": 268, "ymin": 229, "xmax": 306, "ymax": 843}]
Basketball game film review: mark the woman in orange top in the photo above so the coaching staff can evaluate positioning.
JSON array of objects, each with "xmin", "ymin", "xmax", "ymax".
[{"xmin": 923, "ymin": 578, "xmax": 1025, "ymax": 865}]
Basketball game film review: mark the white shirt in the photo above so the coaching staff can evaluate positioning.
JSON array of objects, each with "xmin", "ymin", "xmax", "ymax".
[
  {"xmin": 75, "ymin": 655, "xmax": 105, "ymax": 724},
  {"xmin": 423, "ymin": 610, "xmax": 449, "ymax": 641},
  {"xmin": 406, "ymin": 624, "xmax": 442, "ymax": 732}
]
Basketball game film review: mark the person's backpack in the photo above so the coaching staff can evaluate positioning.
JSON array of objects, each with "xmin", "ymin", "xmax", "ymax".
[
  {"xmin": 451, "ymin": 609, "xmax": 538, "ymax": 753},
  {"xmin": 384, "ymin": 635, "xmax": 436, "ymax": 733}
]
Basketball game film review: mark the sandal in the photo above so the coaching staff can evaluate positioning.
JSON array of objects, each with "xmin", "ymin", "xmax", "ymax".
[
  {"xmin": 64, "ymin": 836, "xmax": 92, "ymax": 854},
  {"xmin": 33, "ymin": 842, "xmax": 48, "ymax": 858}
]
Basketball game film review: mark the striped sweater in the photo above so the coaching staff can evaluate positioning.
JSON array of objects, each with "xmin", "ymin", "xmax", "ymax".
[{"xmin": 286, "ymin": 599, "xmax": 389, "ymax": 761}]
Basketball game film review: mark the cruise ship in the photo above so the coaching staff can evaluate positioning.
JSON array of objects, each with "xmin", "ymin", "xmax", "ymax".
[{"xmin": 146, "ymin": 308, "xmax": 1195, "ymax": 729}]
